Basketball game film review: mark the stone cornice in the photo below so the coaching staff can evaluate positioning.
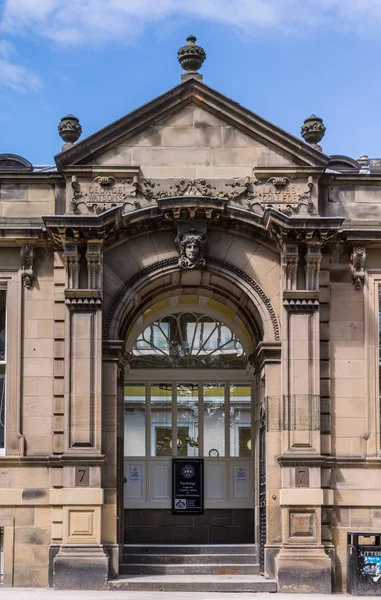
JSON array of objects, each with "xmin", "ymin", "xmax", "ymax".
[
  {"xmin": 0, "ymin": 172, "xmax": 62, "ymax": 183},
  {"xmin": 0, "ymin": 226, "xmax": 48, "ymax": 245},
  {"xmin": 341, "ymin": 228, "xmax": 381, "ymax": 242},
  {"xmin": 0, "ymin": 454, "xmax": 106, "ymax": 467},
  {"xmin": 264, "ymin": 208, "xmax": 345, "ymax": 234},
  {"xmin": 277, "ymin": 454, "xmax": 381, "ymax": 468},
  {"xmin": 250, "ymin": 341, "xmax": 281, "ymax": 370},
  {"xmin": 323, "ymin": 173, "xmax": 381, "ymax": 185}
]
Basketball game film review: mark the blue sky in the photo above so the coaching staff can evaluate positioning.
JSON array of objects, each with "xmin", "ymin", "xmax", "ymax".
[{"xmin": 0, "ymin": 0, "xmax": 380, "ymax": 165}]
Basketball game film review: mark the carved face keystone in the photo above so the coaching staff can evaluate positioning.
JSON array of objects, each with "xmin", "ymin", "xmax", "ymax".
[
  {"xmin": 185, "ymin": 241, "xmax": 200, "ymax": 262},
  {"xmin": 177, "ymin": 229, "xmax": 206, "ymax": 270}
]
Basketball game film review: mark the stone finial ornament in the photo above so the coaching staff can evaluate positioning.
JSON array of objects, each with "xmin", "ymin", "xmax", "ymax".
[
  {"xmin": 177, "ymin": 229, "xmax": 206, "ymax": 270},
  {"xmin": 178, "ymin": 35, "xmax": 206, "ymax": 77},
  {"xmin": 58, "ymin": 114, "xmax": 82, "ymax": 151},
  {"xmin": 301, "ymin": 114, "xmax": 326, "ymax": 151}
]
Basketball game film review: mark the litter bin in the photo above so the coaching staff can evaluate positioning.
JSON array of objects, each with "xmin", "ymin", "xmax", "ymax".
[{"xmin": 348, "ymin": 532, "xmax": 381, "ymax": 595}]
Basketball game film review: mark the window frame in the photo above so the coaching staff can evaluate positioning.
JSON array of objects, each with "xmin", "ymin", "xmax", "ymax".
[
  {"xmin": 0, "ymin": 289, "xmax": 7, "ymax": 457},
  {"xmin": 124, "ymin": 372, "xmax": 253, "ymax": 460},
  {"xmin": 364, "ymin": 273, "xmax": 381, "ymax": 455}
]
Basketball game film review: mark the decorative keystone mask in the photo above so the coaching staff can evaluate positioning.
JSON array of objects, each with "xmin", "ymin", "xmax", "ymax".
[{"xmin": 177, "ymin": 229, "xmax": 206, "ymax": 270}]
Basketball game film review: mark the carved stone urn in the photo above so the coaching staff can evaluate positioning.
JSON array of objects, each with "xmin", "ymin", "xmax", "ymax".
[
  {"xmin": 301, "ymin": 114, "xmax": 326, "ymax": 150},
  {"xmin": 177, "ymin": 35, "xmax": 206, "ymax": 72},
  {"xmin": 58, "ymin": 114, "xmax": 82, "ymax": 148}
]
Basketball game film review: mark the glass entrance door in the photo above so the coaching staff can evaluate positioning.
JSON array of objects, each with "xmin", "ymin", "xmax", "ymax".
[{"xmin": 124, "ymin": 377, "xmax": 253, "ymax": 509}]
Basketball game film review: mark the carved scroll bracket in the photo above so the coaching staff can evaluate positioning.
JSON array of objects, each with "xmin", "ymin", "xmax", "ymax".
[
  {"xmin": 350, "ymin": 245, "xmax": 366, "ymax": 290},
  {"xmin": 306, "ymin": 243, "xmax": 322, "ymax": 291},
  {"xmin": 63, "ymin": 242, "xmax": 80, "ymax": 290},
  {"xmin": 20, "ymin": 244, "xmax": 35, "ymax": 289},
  {"xmin": 86, "ymin": 241, "xmax": 103, "ymax": 291},
  {"xmin": 282, "ymin": 243, "xmax": 299, "ymax": 291}
]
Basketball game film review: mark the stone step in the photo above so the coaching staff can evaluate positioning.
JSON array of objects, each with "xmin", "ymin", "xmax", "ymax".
[
  {"xmin": 123, "ymin": 553, "xmax": 257, "ymax": 565},
  {"xmin": 123, "ymin": 544, "xmax": 257, "ymax": 555},
  {"xmin": 120, "ymin": 563, "xmax": 261, "ymax": 576},
  {"xmin": 109, "ymin": 574, "xmax": 277, "ymax": 592}
]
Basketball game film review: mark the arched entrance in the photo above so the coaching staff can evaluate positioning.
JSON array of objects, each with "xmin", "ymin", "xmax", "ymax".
[
  {"xmin": 122, "ymin": 295, "xmax": 257, "ymax": 544},
  {"xmin": 102, "ymin": 247, "xmax": 281, "ymax": 575}
]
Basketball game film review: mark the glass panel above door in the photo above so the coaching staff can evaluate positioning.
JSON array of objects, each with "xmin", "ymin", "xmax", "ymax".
[{"xmin": 130, "ymin": 311, "xmax": 246, "ymax": 368}]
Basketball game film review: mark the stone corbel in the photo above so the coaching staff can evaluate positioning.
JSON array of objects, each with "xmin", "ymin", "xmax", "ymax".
[
  {"xmin": 306, "ymin": 243, "xmax": 322, "ymax": 291},
  {"xmin": 20, "ymin": 244, "xmax": 35, "ymax": 289},
  {"xmin": 86, "ymin": 241, "xmax": 103, "ymax": 290},
  {"xmin": 63, "ymin": 242, "xmax": 80, "ymax": 290},
  {"xmin": 350, "ymin": 245, "xmax": 366, "ymax": 290},
  {"xmin": 282, "ymin": 243, "xmax": 299, "ymax": 290}
]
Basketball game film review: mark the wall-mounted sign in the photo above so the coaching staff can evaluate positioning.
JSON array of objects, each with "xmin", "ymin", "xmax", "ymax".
[
  {"xmin": 75, "ymin": 466, "xmax": 90, "ymax": 487},
  {"xmin": 172, "ymin": 458, "xmax": 204, "ymax": 515}
]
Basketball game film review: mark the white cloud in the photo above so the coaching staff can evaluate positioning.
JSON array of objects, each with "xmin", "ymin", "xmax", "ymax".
[
  {"xmin": 0, "ymin": 38, "xmax": 14, "ymax": 57},
  {"xmin": 1, "ymin": 0, "xmax": 381, "ymax": 45},
  {"xmin": 0, "ymin": 36, "xmax": 41, "ymax": 92}
]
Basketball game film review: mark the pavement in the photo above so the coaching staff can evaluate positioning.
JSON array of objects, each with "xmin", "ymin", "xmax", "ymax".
[{"xmin": 0, "ymin": 591, "xmax": 371, "ymax": 599}]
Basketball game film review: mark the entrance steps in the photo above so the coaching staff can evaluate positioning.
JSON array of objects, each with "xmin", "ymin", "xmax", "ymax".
[{"xmin": 109, "ymin": 544, "xmax": 277, "ymax": 592}]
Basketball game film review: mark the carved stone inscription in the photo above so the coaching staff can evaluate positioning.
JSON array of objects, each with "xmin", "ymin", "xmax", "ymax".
[
  {"xmin": 69, "ymin": 174, "xmax": 316, "ymax": 216},
  {"xmin": 86, "ymin": 176, "xmax": 138, "ymax": 209},
  {"xmin": 71, "ymin": 175, "xmax": 139, "ymax": 213},
  {"xmin": 295, "ymin": 467, "xmax": 310, "ymax": 487},
  {"xmin": 75, "ymin": 466, "xmax": 90, "ymax": 487}
]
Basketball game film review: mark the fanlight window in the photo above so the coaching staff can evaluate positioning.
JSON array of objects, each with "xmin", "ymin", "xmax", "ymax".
[{"xmin": 131, "ymin": 312, "xmax": 247, "ymax": 368}]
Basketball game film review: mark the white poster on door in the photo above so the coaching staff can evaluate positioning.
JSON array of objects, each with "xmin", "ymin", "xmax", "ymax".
[
  {"xmin": 128, "ymin": 465, "xmax": 142, "ymax": 482},
  {"xmin": 234, "ymin": 466, "xmax": 247, "ymax": 482}
]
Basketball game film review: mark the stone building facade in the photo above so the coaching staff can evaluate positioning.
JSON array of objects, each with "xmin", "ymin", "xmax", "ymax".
[{"xmin": 0, "ymin": 37, "xmax": 380, "ymax": 593}]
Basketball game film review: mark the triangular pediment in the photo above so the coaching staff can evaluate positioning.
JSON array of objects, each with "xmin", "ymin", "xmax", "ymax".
[{"xmin": 55, "ymin": 78, "xmax": 329, "ymax": 172}]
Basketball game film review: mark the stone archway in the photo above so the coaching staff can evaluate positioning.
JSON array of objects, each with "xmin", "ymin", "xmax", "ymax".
[{"xmin": 102, "ymin": 255, "xmax": 281, "ymax": 563}]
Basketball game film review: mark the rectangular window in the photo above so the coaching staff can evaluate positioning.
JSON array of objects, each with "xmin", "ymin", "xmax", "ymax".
[
  {"xmin": 379, "ymin": 290, "xmax": 381, "ymax": 444},
  {"xmin": 204, "ymin": 383, "xmax": 225, "ymax": 457},
  {"xmin": 230, "ymin": 383, "xmax": 252, "ymax": 457},
  {"xmin": 123, "ymin": 379, "xmax": 251, "ymax": 459},
  {"xmin": 0, "ymin": 527, "xmax": 3, "ymax": 583},
  {"xmin": 124, "ymin": 384, "xmax": 146, "ymax": 457},
  {"xmin": 151, "ymin": 383, "xmax": 172, "ymax": 456},
  {"xmin": 0, "ymin": 290, "xmax": 6, "ymax": 455},
  {"xmin": 177, "ymin": 383, "xmax": 199, "ymax": 457}
]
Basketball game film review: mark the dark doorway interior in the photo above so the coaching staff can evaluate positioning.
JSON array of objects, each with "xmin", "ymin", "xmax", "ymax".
[{"xmin": 124, "ymin": 508, "xmax": 254, "ymax": 544}]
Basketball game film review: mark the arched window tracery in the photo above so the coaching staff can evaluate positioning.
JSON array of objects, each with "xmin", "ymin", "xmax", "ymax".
[{"xmin": 130, "ymin": 311, "xmax": 247, "ymax": 369}]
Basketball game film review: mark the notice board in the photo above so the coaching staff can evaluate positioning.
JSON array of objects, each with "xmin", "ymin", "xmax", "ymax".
[{"xmin": 172, "ymin": 458, "xmax": 204, "ymax": 515}]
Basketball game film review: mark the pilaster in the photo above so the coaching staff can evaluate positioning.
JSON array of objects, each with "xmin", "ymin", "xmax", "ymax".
[
  {"xmin": 64, "ymin": 239, "xmax": 103, "ymax": 452},
  {"xmin": 276, "ymin": 236, "xmax": 332, "ymax": 593},
  {"xmin": 51, "ymin": 236, "xmax": 108, "ymax": 589}
]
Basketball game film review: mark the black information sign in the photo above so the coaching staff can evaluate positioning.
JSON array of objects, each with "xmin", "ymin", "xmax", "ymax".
[{"xmin": 172, "ymin": 458, "xmax": 204, "ymax": 515}]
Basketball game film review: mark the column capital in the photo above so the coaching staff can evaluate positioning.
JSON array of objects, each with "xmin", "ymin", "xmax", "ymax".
[{"xmin": 249, "ymin": 341, "xmax": 281, "ymax": 370}]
